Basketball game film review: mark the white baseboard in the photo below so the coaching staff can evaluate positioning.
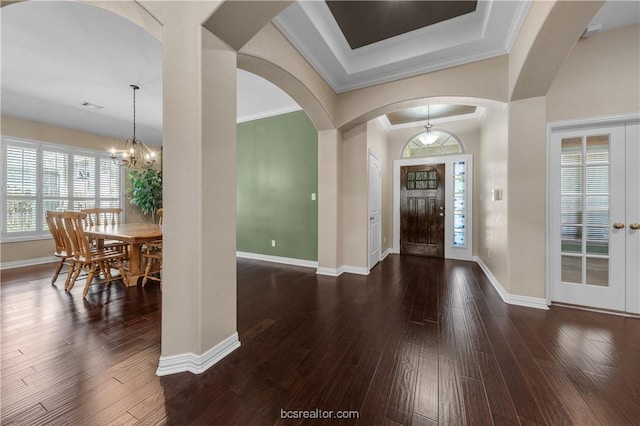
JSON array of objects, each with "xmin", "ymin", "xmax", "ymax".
[
  {"xmin": 156, "ymin": 332, "xmax": 240, "ymax": 376},
  {"xmin": 316, "ymin": 267, "xmax": 341, "ymax": 276},
  {"xmin": 236, "ymin": 251, "xmax": 317, "ymax": 269},
  {"xmin": 316, "ymin": 265, "xmax": 370, "ymax": 277},
  {"xmin": 508, "ymin": 294, "xmax": 550, "ymax": 310},
  {"xmin": 0, "ymin": 256, "xmax": 58, "ymax": 271},
  {"xmin": 340, "ymin": 265, "xmax": 369, "ymax": 276},
  {"xmin": 474, "ymin": 257, "xmax": 549, "ymax": 310},
  {"xmin": 381, "ymin": 248, "xmax": 392, "ymax": 261}
]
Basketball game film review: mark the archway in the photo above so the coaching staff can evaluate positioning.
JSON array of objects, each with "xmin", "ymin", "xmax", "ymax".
[{"xmin": 237, "ymin": 54, "xmax": 334, "ymax": 131}]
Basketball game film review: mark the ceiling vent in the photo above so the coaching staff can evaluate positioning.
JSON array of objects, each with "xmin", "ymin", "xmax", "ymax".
[{"xmin": 81, "ymin": 101, "xmax": 104, "ymax": 110}]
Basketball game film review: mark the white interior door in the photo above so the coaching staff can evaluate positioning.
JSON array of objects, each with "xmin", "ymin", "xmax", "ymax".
[
  {"xmin": 625, "ymin": 123, "xmax": 640, "ymax": 313},
  {"xmin": 550, "ymin": 125, "xmax": 627, "ymax": 311},
  {"xmin": 369, "ymin": 153, "xmax": 381, "ymax": 270}
]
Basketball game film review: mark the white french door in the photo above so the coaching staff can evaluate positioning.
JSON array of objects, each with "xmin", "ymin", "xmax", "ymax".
[{"xmin": 550, "ymin": 120, "xmax": 639, "ymax": 313}]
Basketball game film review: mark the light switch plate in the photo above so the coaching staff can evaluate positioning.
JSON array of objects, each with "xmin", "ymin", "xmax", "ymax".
[{"xmin": 311, "ymin": 193, "xmax": 316, "ymax": 201}]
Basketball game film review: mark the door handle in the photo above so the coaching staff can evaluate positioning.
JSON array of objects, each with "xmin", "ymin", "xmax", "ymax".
[
  {"xmin": 370, "ymin": 217, "xmax": 374, "ymax": 221},
  {"xmin": 613, "ymin": 222, "xmax": 625, "ymax": 229},
  {"xmin": 630, "ymin": 223, "xmax": 640, "ymax": 230}
]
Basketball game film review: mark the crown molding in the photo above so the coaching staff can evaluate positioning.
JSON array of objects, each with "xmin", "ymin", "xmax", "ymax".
[
  {"xmin": 236, "ymin": 105, "xmax": 302, "ymax": 124},
  {"xmin": 387, "ymin": 107, "xmax": 486, "ymax": 131},
  {"xmin": 505, "ymin": 1, "xmax": 533, "ymax": 52}
]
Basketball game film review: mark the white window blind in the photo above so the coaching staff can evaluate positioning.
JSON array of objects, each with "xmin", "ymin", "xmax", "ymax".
[
  {"xmin": 99, "ymin": 158, "xmax": 120, "ymax": 208},
  {"xmin": 42, "ymin": 150, "xmax": 69, "ymax": 228},
  {"xmin": 72, "ymin": 155, "xmax": 96, "ymax": 211},
  {"xmin": 5, "ymin": 145, "xmax": 38, "ymax": 233},
  {"xmin": 1, "ymin": 137, "xmax": 124, "ymax": 241}
]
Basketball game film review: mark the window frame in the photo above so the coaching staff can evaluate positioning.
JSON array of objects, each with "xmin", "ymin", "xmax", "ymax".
[
  {"xmin": 1, "ymin": 136, "xmax": 125, "ymax": 242},
  {"xmin": 401, "ymin": 128, "xmax": 465, "ymax": 158}
]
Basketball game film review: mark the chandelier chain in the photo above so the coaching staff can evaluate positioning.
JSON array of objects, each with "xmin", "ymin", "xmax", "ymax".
[{"xmin": 110, "ymin": 84, "xmax": 156, "ymax": 169}]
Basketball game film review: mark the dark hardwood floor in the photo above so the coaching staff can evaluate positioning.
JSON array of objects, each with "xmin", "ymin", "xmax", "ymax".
[{"xmin": 2, "ymin": 255, "xmax": 639, "ymax": 425}]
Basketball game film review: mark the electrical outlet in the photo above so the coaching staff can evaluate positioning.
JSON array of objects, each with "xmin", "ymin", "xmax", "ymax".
[{"xmin": 271, "ymin": 240, "xmax": 276, "ymax": 247}]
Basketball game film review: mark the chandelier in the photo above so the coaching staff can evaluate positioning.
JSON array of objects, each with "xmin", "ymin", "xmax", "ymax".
[
  {"xmin": 417, "ymin": 105, "xmax": 439, "ymax": 145},
  {"xmin": 110, "ymin": 84, "xmax": 157, "ymax": 169}
]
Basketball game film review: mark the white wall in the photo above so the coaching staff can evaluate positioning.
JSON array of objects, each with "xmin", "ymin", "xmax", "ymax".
[
  {"xmin": 507, "ymin": 97, "xmax": 546, "ymax": 298},
  {"xmin": 547, "ymin": 24, "xmax": 640, "ymax": 122},
  {"xmin": 477, "ymin": 107, "xmax": 510, "ymax": 289},
  {"xmin": 341, "ymin": 124, "xmax": 368, "ymax": 268}
]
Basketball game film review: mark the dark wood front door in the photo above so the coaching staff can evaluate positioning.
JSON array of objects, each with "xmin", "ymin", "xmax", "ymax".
[{"xmin": 400, "ymin": 164, "xmax": 445, "ymax": 257}]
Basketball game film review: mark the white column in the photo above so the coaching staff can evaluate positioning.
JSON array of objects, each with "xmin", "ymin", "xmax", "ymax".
[
  {"xmin": 144, "ymin": 3, "xmax": 239, "ymax": 375},
  {"xmin": 317, "ymin": 129, "xmax": 342, "ymax": 274}
]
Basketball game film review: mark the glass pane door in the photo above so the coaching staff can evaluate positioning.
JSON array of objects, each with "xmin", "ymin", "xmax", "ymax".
[
  {"xmin": 452, "ymin": 161, "xmax": 466, "ymax": 247},
  {"xmin": 560, "ymin": 135, "xmax": 610, "ymax": 286},
  {"xmin": 551, "ymin": 125, "xmax": 626, "ymax": 311}
]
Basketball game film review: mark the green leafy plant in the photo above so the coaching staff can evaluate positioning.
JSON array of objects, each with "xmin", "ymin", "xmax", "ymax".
[{"xmin": 128, "ymin": 168, "xmax": 163, "ymax": 223}]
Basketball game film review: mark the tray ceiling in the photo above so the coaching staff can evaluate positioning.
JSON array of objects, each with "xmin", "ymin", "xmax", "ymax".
[
  {"xmin": 326, "ymin": 1, "xmax": 477, "ymax": 49},
  {"xmin": 274, "ymin": 0, "xmax": 532, "ymax": 93}
]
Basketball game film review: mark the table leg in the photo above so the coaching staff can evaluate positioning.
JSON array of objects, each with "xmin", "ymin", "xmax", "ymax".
[{"xmin": 125, "ymin": 243, "xmax": 143, "ymax": 287}]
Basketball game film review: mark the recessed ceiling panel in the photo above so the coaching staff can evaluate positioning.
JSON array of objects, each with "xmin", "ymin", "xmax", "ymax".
[
  {"xmin": 387, "ymin": 105, "xmax": 477, "ymax": 126},
  {"xmin": 325, "ymin": 1, "xmax": 477, "ymax": 49},
  {"xmin": 274, "ymin": 1, "xmax": 531, "ymax": 92}
]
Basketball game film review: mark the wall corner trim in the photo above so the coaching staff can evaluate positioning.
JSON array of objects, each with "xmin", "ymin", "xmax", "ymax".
[
  {"xmin": 474, "ymin": 256, "xmax": 549, "ymax": 310},
  {"xmin": 0, "ymin": 256, "xmax": 58, "ymax": 271},
  {"xmin": 316, "ymin": 267, "xmax": 341, "ymax": 276},
  {"xmin": 156, "ymin": 332, "xmax": 240, "ymax": 376},
  {"xmin": 236, "ymin": 252, "xmax": 318, "ymax": 269},
  {"xmin": 316, "ymin": 265, "xmax": 370, "ymax": 277},
  {"xmin": 340, "ymin": 265, "xmax": 369, "ymax": 276},
  {"xmin": 381, "ymin": 248, "xmax": 392, "ymax": 261}
]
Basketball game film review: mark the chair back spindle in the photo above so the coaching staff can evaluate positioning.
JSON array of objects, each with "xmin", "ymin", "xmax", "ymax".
[
  {"xmin": 81, "ymin": 208, "xmax": 122, "ymax": 227},
  {"xmin": 46, "ymin": 211, "xmax": 72, "ymax": 256},
  {"xmin": 63, "ymin": 211, "xmax": 94, "ymax": 262}
]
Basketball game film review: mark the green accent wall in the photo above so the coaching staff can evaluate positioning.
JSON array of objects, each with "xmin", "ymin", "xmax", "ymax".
[{"xmin": 237, "ymin": 110, "xmax": 318, "ymax": 261}]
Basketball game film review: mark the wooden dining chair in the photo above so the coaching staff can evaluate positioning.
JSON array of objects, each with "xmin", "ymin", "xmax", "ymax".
[
  {"xmin": 81, "ymin": 207, "xmax": 128, "ymax": 255},
  {"xmin": 45, "ymin": 210, "xmax": 75, "ymax": 287},
  {"xmin": 62, "ymin": 211, "xmax": 129, "ymax": 297},
  {"xmin": 142, "ymin": 208, "xmax": 163, "ymax": 287}
]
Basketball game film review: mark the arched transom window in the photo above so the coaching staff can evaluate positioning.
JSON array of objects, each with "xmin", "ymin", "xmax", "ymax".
[{"xmin": 401, "ymin": 128, "xmax": 464, "ymax": 157}]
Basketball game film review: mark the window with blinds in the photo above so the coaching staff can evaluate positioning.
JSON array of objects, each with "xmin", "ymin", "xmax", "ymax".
[
  {"xmin": 1, "ymin": 138, "xmax": 123, "ymax": 240},
  {"xmin": 560, "ymin": 134, "xmax": 610, "ymax": 286},
  {"xmin": 5, "ymin": 144, "xmax": 37, "ymax": 233}
]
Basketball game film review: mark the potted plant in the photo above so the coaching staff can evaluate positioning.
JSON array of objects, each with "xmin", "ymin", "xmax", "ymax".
[{"xmin": 128, "ymin": 168, "xmax": 163, "ymax": 223}]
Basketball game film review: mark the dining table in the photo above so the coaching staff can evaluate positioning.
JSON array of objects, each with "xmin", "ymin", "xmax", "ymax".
[{"xmin": 84, "ymin": 223, "xmax": 162, "ymax": 286}]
